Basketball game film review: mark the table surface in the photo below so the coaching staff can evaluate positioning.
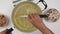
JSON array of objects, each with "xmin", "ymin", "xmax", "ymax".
[{"xmin": 0, "ymin": 0, "xmax": 60, "ymax": 34}]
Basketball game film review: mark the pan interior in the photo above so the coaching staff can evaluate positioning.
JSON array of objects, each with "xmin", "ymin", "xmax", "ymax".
[{"xmin": 12, "ymin": 2, "xmax": 42, "ymax": 32}]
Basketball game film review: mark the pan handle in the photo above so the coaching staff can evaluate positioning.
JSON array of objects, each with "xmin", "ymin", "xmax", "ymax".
[{"xmin": 37, "ymin": 0, "xmax": 47, "ymax": 11}]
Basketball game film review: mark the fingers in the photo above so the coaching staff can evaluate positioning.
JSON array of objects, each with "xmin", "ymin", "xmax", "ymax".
[
  {"xmin": 28, "ymin": 14, "xmax": 35, "ymax": 23},
  {"xmin": 28, "ymin": 13, "xmax": 41, "ymax": 24},
  {"xmin": 32, "ymin": 13, "xmax": 40, "ymax": 20},
  {"xmin": 28, "ymin": 13, "xmax": 41, "ymax": 21},
  {"xmin": 28, "ymin": 13, "xmax": 43, "ymax": 22}
]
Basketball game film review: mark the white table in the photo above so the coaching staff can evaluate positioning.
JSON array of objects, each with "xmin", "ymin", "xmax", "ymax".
[{"xmin": 0, "ymin": 0, "xmax": 60, "ymax": 34}]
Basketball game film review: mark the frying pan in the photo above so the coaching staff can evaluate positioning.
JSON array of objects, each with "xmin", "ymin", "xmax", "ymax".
[{"xmin": 12, "ymin": 0, "xmax": 47, "ymax": 32}]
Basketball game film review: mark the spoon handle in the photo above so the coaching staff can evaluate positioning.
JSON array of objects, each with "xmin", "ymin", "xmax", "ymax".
[{"xmin": 39, "ymin": 15, "xmax": 48, "ymax": 18}]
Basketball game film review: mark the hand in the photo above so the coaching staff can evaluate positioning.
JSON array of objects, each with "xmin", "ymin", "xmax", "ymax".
[
  {"xmin": 28, "ymin": 13, "xmax": 54, "ymax": 34},
  {"xmin": 28, "ymin": 13, "xmax": 45, "ymax": 28},
  {"xmin": 0, "ymin": 29, "xmax": 12, "ymax": 34}
]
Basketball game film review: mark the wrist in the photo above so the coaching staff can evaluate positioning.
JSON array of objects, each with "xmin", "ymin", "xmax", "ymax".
[
  {"xmin": 37, "ymin": 25, "xmax": 54, "ymax": 34},
  {"xmin": 34, "ymin": 22, "xmax": 46, "ymax": 29}
]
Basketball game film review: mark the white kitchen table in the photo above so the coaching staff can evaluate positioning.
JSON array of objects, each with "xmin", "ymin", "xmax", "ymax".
[{"xmin": 0, "ymin": 0, "xmax": 60, "ymax": 34}]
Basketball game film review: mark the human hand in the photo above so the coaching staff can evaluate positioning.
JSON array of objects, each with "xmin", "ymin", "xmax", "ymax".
[
  {"xmin": 28, "ymin": 13, "xmax": 54, "ymax": 34},
  {"xmin": 28, "ymin": 13, "xmax": 45, "ymax": 28},
  {"xmin": 0, "ymin": 29, "xmax": 12, "ymax": 34}
]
